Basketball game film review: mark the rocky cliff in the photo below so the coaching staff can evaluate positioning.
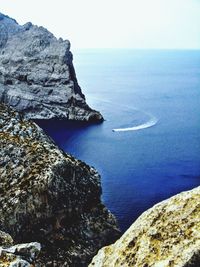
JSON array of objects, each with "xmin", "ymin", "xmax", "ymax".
[
  {"xmin": 0, "ymin": 13, "xmax": 103, "ymax": 121},
  {"xmin": 0, "ymin": 103, "xmax": 120, "ymax": 266},
  {"xmin": 90, "ymin": 186, "xmax": 200, "ymax": 267}
]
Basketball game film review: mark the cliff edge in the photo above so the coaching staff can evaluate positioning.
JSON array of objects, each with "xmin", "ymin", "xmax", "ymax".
[
  {"xmin": 90, "ymin": 186, "xmax": 200, "ymax": 267},
  {"xmin": 0, "ymin": 103, "xmax": 120, "ymax": 266},
  {"xmin": 0, "ymin": 13, "xmax": 103, "ymax": 121}
]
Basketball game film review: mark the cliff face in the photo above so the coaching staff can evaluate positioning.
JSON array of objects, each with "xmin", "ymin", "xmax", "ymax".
[
  {"xmin": 90, "ymin": 187, "xmax": 200, "ymax": 267},
  {"xmin": 0, "ymin": 104, "xmax": 120, "ymax": 266},
  {"xmin": 0, "ymin": 13, "xmax": 103, "ymax": 121}
]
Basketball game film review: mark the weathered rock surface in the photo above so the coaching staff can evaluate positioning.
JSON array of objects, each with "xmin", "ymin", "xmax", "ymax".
[
  {"xmin": 0, "ymin": 13, "xmax": 103, "ymax": 121},
  {"xmin": 89, "ymin": 186, "xmax": 200, "ymax": 267},
  {"xmin": 0, "ymin": 231, "xmax": 13, "ymax": 247},
  {"xmin": 0, "ymin": 231, "xmax": 40, "ymax": 267},
  {"xmin": 0, "ymin": 104, "xmax": 120, "ymax": 266}
]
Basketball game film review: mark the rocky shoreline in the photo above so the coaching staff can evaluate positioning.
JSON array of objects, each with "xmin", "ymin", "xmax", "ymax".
[{"xmin": 0, "ymin": 103, "xmax": 120, "ymax": 266}]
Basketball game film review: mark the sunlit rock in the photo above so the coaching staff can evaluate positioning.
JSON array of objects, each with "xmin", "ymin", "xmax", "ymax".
[{"xmin": 90, "ymin": 186, "xmax": 200, "ymax": 267}]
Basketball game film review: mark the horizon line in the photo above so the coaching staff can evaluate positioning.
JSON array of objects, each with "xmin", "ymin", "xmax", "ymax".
[{"xmin": 72, "ymin": 47, "xmax": 200, "ymax": 51}]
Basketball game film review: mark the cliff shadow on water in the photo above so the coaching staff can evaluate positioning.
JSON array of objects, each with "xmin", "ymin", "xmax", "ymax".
[{"xmin": 34, "ymin": 119, "xmax": 103, "ymax": 146}]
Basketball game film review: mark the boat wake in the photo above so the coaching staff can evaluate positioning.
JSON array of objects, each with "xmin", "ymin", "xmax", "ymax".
[
  {"xmin": 112, "ymin": 117, "xmax": 158, "ymax": 132},
  {"xmin": 87, "ymin": 95, "xmax": 158, "ymax": 133}
]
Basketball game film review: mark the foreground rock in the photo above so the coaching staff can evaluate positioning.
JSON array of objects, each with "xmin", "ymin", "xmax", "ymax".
[
  {"xmin": 90, "ymin": 186, "xmax": 200, "ymax": 267},
  {"xmin": 0, "ymin": 13, "xmax": 103, "ymax": 121},
  {"xmin": 0, "ymin": 231, "xmax": 41, "ymax": 267},
  {"xmin": 0, "ymin": 104, "xmax": 120, "ymax": 266}
]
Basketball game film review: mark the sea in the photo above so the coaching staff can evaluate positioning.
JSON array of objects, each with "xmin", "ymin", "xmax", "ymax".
[{"xmin": 37, "ymin": 49, "xmax": 200, "ymax": 232}]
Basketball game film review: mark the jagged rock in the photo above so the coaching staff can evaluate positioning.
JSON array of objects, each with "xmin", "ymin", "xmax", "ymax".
[
  {"xmin": 0, "ymin": 244, "xmax": 40, "ymax": 267},
  {"xmin": 2, "ymin": 242, "xmax": 41, "ymax": 262},
  {"xmin": 89, "ymin": 186, "xmax": 200, "ymax": 267},
  {"xmin": 0, "ymin": 232, "xmax": 40, "ymax": 267},
  {"xmin": 0, "ymin": 104, "xmax": 120, "ymax": 266},
  {"xmin": 0, "ymin": 13, "xmax": 103, "ymax": 122}
]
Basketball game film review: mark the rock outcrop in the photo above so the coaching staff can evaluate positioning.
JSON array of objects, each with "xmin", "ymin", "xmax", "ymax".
[
  {"xmin": 89, "ymin": 186, "xmax": 200, "ymax": 267},
  {"xmin": 0, "ymin": 104, "xmax": 120, "ymax": 266},
  {"xmin": 0, "ymin": 231, "xmax": 41, "ymax": 267},
  {"xmin": 0, "ymin": 13, "xmax": 103, "ymax": 121}
]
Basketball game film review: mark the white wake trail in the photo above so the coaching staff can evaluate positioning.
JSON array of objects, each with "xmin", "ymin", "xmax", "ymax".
[
  {"xmin": 112, "ymin": 117, "xmax": 158, "ymax": 132},
  {"xmin": 87, "ymin": 95, "xmax": 158, "ymax": 133}
]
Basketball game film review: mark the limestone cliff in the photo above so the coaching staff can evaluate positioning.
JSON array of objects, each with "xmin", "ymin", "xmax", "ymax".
[
  {"xmin": 0, "ymin": 13, "xmax": 103, "ymax": 121},
  {"xmin": 0, "ymin": 104, "xmax": 120, "ymax": 266},
  {"xmin": 89, "ymin": 186, "xmax": 200, "ymax": 267}
]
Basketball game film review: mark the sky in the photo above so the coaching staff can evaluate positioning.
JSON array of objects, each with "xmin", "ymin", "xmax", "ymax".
[{"xmin": 0, "ymin": 0, "xmax": 200, "ymax": 49}]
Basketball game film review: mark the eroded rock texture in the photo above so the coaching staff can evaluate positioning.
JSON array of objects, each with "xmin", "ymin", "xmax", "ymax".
[
  {"xmin": 90, "ymin": 187, "xmax": 200, "ymax": 267},
  {"xmin": 0, "ymin": 13, "xmax": 103, "ymax": 121},
  {"xmin": 0, "ymin": 231, "xmax": 41, "ymax": 267},
  {"xmin": 0, "ymin": 104, "xmax": 120, "ymax": 266}
]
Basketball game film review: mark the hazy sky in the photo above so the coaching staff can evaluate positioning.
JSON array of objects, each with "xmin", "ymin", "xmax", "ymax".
[{"xmin": 0, "ymin": 0, "xmax": 200, "ymax": 49}]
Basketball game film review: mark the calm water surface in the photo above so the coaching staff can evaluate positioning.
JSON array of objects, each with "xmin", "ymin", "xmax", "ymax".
[{"xmin": 37, "ymin": 50, "xmax": 200, "ymax": 232}]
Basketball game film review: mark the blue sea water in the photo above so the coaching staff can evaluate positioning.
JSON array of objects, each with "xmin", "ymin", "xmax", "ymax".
[{"xmin": 37, "ymin": 50, "xmax": 200, "ymax": 232}]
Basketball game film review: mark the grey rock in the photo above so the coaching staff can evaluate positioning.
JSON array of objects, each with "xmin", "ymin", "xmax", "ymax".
[
  {"xmin": 0, "ymin": 236, "xmax": 40, "ymax": 267},
  {"xmin": 3, "ymin": 242, "xmax": 41, "ymax": 261},
  {"xmin": 0, "ymin": 13, "xmax": 103, "ymax": 121},
  {"xmin": 0, "ymin": 104, "xmax": 120, "ymax": 266}
]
